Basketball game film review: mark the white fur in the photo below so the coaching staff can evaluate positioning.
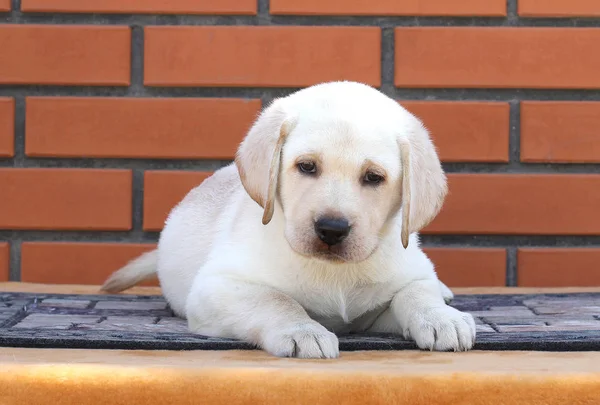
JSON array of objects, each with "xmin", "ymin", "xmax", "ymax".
[{"xmin": 102, "ymin": 81, "xmax": 474, "ymax": 359}]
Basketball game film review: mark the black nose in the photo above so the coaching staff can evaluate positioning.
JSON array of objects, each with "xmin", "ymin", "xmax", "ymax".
[{"xmin": 314, "ymin": 217, "xmax": 351, "ymax": 246}]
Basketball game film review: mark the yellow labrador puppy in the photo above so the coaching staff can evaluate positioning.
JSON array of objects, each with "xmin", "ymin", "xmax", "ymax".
[{"xmin": 102, "ymin": 81, "xmax": 475, "ymax": 359}]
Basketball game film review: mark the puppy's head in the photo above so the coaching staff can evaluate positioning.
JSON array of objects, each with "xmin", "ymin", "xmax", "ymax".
[{"xmin": 235, "ymin": 81, "xmax": 447, "ymax": 263}]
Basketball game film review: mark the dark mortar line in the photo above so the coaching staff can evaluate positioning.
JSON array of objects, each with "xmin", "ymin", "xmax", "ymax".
[
  {"xmin": 0, "ymin": 87, "xmax": 295, "ymax": 99},
  {"xmin": 392, "ymin": 88, "xmax": 600, "ymax": 101},
  {"xmin": 5, "ymin": 86, "xmax": 600, "ymax": 100},
  {"xmin": 9, "ymin": 0, "xmax": 20, "ymax": 12},
  {"xmin": 125, "ymin": 22, "xmax": 144, "ymax": 236},
  {"xmin": 380, "ymin": 27, "xmax": 394, "ymax": 95},
  {"xmin": 0, "ymin": 158, "xmax": 234, "ymax": 171},
  {"xmin": 1, "ymin": 14, "xmax": 261, "ymax": 26},
  {"xmin": 0, "ymin": 231, "xmax": 161, "ymax": 243},
  {"xmin": 131, "ymin": 169, "xmax": 144, "ymax": 233},
  {"xmin": 4, "ymin": 232, "xmax": 600, "ymax": 248},
  {"xmin": 441, "ymin": 163, "xmax": 600, "ymax": 173},
  {"xmin": 3, "ymin": 13, "xmax": 600, "ymax": 27},
  {"xmin": 506, "ymin": 0, "xmax": 518, "ymax": 25},
  {"xmin": 8, "ymin": 240, "xmax": 21, "ymax": 282},
  {"xmin": 419, "ymin": 235, "xmax": 600, "ymax": 247},
  {"xmin": 130, "ymin": 25, "xmax": 145, "ymax": 93},
  {"xmin": 267, "ymin": 16, "xmax": 600, "ymax": 28},
  {"xmin": 12, "ymin": 96, "xmax": 25, "ymax": 168},
  {"xmin": 4, "ymin": 158, "xmax": 600, "ymax": 172},
  {"xmin": 0, "ymin": 87, "xmax": 305, "ymax": 99},
  {"xmin": 256, "ymin": 0, "xmax": 270, "ymax": 25},
  {"xmin": 508, "ymin": 100, "xmax": 521, "ymax": 164},
  {"xmin": 7, "ymin": 96, "xmax": 25, "ymax": 281},
  {"xmin": 506, "ymin": 247, "xmax": 517, "ymax": 287}
]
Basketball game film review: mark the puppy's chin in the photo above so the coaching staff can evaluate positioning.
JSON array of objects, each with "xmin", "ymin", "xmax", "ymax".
[{"xmin": 286, "ymin": 237, "xmax": 376, "ymax": 264}]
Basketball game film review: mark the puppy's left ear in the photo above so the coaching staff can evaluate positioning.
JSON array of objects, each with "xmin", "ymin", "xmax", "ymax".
[
  {"xmin": 398, "ymin": 122, "xmax": 448, "ymax": 248},
  {"xmin": 235, "ymin": 99, "xmax": 296, "ymax": 225}
]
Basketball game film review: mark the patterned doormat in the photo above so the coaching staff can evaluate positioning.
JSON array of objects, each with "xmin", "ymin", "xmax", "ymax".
[{"xmin": 1, "ymin": 292, "xmax": 599, "ymax": 351}]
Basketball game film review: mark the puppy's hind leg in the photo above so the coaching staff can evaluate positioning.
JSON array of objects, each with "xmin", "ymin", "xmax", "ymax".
[{"xmin": 185, "ymin": 274, "xmax": 339, "ymax": 359}]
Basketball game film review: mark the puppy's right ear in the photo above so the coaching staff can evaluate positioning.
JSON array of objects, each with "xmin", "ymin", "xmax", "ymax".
[
  {"xmin": 398, "ymin": 121, "xmax": 448, "ymax": 249},
  {"xmin": 235, "ymin": 99, "xmax": 295, "ymax": 225}
]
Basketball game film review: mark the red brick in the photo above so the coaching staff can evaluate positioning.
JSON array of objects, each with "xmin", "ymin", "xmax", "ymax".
[
  {"xmin": 271, "ymin": 0, "xmax": 505, "ymax": 16},
  {"xmin": 402, "ymin": 101, "xmax": 509, "ymax": 162},
  {"xmin": 26, "ymin": 97, "xmax": 260, "ymax": 159},
  {"xmin": 0, "ymin": 243, "xmax": 8, "ymax": 282},
  {"xmin": 21, "ymin": 242, "xmax": 157, "ymax": 285},
  {"xmin": 0, "ymin": 25, "xmax": 130, "ymax": 86},
  {"xmin": 0, "ymin": 168, "xmax": 132, "ymax": 230},
  {"xmin": 143, "ymin": 171, "xmax": 212, "ymax": 231},
  {"xmin": 21, "ymin": 0, "xmax": 256, "ymax": 14},
  {"xmin": 144, "ymin": 26, "xmax": 381, "ymax": 87},
  {"xmin": 518, "ymin": 248, "xmax": 600, "ymax": 287},
  {"xmin": 0, "ymin": 98, "xmax": 14, "ymax": 157},
  {"xmin": 424, "ymin": 174, "xmax": 600, "ymax": 235},
  {"xmin": 423, "ymin": 248, "xmax": 507, "ymax": 287},
  {"xmin": 395, "ymin": 28, "xmax": 600, "ymax": 89},
  {"xmin": 519, "ymin": 0, "xmax": 600, "ymax": 17},
  {"xmin": 521, "ymin": 102, "xmax": 600, "ymax": 163},
  {"xmin": 0, "ymin": 0, "xmax": 10, "ymax": 11}
]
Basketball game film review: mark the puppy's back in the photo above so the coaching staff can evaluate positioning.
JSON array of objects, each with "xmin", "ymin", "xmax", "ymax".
[{"xmin": 156, "ymin": 163, "xmax": 250, "ymax": 315}]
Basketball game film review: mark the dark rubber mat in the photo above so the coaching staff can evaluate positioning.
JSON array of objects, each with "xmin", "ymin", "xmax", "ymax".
[{"xmin": 1, "ymin": 292, "xmax": 600, "ymax": 351}]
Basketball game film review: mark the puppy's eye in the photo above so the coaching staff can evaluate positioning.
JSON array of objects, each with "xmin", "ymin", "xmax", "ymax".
[
  {"xmin": 363, "ymin": 172, "xmax": 384, "ymax": 185},
  {"xmin": 297, "ymin": 161, "xmax": 317, "ymax": 175}
]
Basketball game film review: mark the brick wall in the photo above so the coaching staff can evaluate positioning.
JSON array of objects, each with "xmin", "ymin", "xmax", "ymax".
[{"xmin": 1, "ymin": 0, "xmax": 600, "ymax": 288}]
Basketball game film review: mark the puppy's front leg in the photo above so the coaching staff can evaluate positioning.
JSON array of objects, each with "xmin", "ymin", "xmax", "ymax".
[
  {"xmin": 370, "ymin": 278, "xmax": 475, "ymax": 351},
  {"xmin": 398, "ymin": 278, "xmax": 475, "ymax": 351},
  {"xmin": 185, "ymin": 276, "xmax": 339, "ymax": 359}
]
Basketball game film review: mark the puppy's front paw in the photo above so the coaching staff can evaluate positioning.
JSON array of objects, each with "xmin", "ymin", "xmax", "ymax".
[
  {"xmin": 404, "ymin": 306, "xmax": 476, "ymax": 352},
  {"xmin": 263, "ymin": 322, "xmax": 339, "ymax": 359}
]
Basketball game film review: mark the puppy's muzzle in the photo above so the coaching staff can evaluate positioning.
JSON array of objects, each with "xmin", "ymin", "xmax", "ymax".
[{"xmin": 314, "ymin": 217, "xmax": 351, "ymax": 246}]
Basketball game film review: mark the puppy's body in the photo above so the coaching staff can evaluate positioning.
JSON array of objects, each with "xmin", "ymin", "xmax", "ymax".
[
  {"xmin": 103, "ymin": 81, "xmax": 475, "ymax": 358},
  {"xmin": 161, "ymin": 163, "xmax": 426, "ymax": 332}
]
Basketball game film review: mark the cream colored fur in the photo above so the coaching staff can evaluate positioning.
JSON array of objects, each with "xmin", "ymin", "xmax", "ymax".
[{"xmin": 102, "ymin": 81, "xmax": 474, "ymax": 359}]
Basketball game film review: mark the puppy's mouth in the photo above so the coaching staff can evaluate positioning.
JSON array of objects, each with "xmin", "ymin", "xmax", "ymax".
[
  {"xmin": 313, "ymin": 248, "xmax": 349, "ymax": 263},
  {"xmin": 288, "ymin": 239, "xmax": 352, "ymax": 263},
  {"xmin": 313, "ymin": 236, "xmax": 382, "ymax": 264},
  {"xmin": 309, "ymin": 240, "xmax": 368, "ymax": 264},
  {"xmin": 285, "ymin": 230, "xmax": 375, "ymax": 264}
]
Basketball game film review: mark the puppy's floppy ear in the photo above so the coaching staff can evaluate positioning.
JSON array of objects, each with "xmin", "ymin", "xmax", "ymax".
[
  {"xmin": 235, "ymin": 99, "xmax": 296, "ymax": 225},
  {"xmin": 398, "ymin": 122, "xmax": 448, "ymax": 248}
]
